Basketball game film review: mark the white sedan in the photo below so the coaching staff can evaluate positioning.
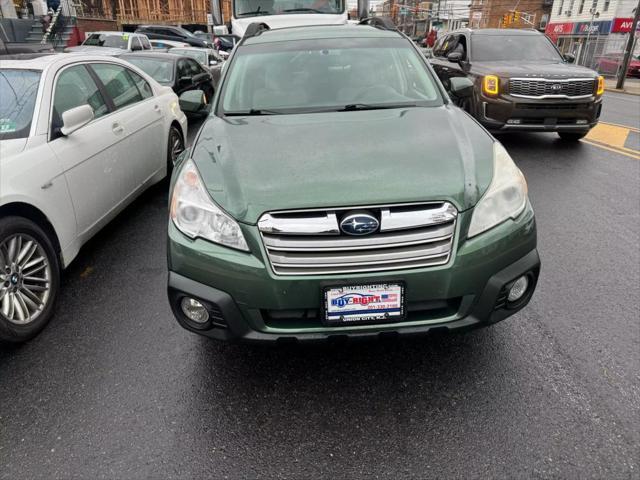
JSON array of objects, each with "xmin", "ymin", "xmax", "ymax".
[{"xmin": 0, "ymin": 54, "xmax": 194, "ymax": 342}]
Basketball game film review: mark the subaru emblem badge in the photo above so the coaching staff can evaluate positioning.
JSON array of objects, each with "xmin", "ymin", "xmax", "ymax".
[{"xmin": 340, "ymin": 212, "xmax": 380, "ymax": 236}]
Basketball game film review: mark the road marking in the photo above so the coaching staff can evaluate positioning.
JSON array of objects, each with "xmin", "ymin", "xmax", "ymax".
[
  {"xmin": 582, "ymin": 139, "xmax": 640, "ymax": 160},
  {"xmin": 584, "ymin": 122, "xmax": 640, "ymax": 159}
]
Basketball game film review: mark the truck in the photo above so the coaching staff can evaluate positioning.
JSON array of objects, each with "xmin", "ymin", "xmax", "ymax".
[{"xmin": 211, "ymin": 0, "xmax": 369, "ymax": 38}]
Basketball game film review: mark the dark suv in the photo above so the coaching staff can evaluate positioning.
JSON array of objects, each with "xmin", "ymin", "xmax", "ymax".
[
  {"xmin": 429, "ymin": 28, "xmax": 604, "ymax": 141},
  {"xmin": 135, "ymin": 25, "xmax": 210, "ymax": 48}
]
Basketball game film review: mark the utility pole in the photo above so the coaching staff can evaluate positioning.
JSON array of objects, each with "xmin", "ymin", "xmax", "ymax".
[{"xmin": 616, "ymin": 1, "xmax": 640, "ymax": 90}]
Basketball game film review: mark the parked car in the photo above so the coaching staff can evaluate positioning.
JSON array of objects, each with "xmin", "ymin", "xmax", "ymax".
[
  {"xmin": 192, "ymin": 31, "xmax": 238, "ymax": 54},
  {"xmin": 135, "ymin": 25, "xmax": 210, "ymax": 48},
  {"xmin": 0, "ymin": 37, "xmax": 54, "ymax": 56},
  {"xmin": 149, "ymin": 39, "xmax": 190, "ymax": 50},
  {"xmin": 0, "ymin": 54, "xmax": 194, "ymax": 343},
  {"xmin": 429, "ymin": 28, "xmax": 604, "ymax": 141},
  {"xmin": 168, "ymin": 47, "xmax": 224, "ymax": 86},
  {"xmin": 595, "ymin": 53, "xmax": 640, "ymax": 78},
  {"xmin": 166, "ymin": 20, "xmax": 540, "ymax": 343},
  {"xmin": 120, "ymin": 52, "xmax": 215, "ymax": 112},
  {"xmin": 65, "ymin": 31, "xmax": 152, "ymax": 54}
]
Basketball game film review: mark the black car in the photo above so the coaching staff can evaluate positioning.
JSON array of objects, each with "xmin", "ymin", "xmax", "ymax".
[
  {"xmin": 135, "ymin": 25, "xmax": 210, "ymax": 48},
  {"xmin": 120, "ymin": 52, "xmax": 215, "ymax": 114},
  {"xmin": 429, "ymin": 28, "xmax": 604, "ymax": 141}
]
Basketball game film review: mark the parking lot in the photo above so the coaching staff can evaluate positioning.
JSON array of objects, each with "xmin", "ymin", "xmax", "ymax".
[{"xmin": 0, "ymin": 90, "xmax": 637, "ymax": 478}]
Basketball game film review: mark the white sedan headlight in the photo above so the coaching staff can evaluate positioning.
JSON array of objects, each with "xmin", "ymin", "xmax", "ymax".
[
  {"xmin": 170, "ymin": 159, "xmax": 249, "ymax": 251},
  {"xmin": 468, "ymin": 142, "xmax": 528, "ymax": 238}
]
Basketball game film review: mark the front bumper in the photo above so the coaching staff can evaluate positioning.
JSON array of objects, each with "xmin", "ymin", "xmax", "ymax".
[
  {"xmin": 167, "ymin": 206, "xmax": 540, "ymax": 343},
  {"xmin": 477, "ymin": 94, "xmax": 602, "ymax": 133}
]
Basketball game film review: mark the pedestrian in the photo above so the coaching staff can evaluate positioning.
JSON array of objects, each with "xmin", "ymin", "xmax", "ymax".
[{"xmin": 427, "ymin": 28, "xmax": 437, "ymax": 48}]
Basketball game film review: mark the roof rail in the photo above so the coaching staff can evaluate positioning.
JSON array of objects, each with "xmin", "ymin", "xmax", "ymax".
[
  {"xmin": 358, "ymin": 16, "xmax": 397, "ymax": 31},
  {"xmin": 244, "ymin": 22, "xmax": 270, "ymax": 38}
]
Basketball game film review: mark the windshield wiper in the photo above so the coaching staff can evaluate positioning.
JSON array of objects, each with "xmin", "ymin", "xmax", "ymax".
[
  {"xmin": 338, "ymin": 103, "xmax": 417, "ymax": 112},
  {"xmin": 224, "ymin": 109, "xmax": 285, "ymax": 116},
  {"xmin": 237, "ymin": 9, "xmax": 270, "ymax": 16},
  {"xmin": 282, "ymin": 7, "xmax": 325, "ymax": 13}
]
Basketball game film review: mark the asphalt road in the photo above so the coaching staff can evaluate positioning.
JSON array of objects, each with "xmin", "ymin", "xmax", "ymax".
[{"xmin": 1, "ymin": 93, "xmax": 638, "ymax": 479}]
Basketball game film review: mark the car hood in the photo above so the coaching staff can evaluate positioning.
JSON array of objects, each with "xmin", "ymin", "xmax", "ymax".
[
  {"xmin": 64, "ymin": 46, "xmax": 126, "ymax": 55},
  {"xmin": 471, "ymin": 61, "xmax": 598, "ymax": 78},
  {"xmin": 0, "ymin": 138, "xmax": 28, "ymax": 158},
  {"xmin": 232, "ymin": 14, "xmax": 347, "ymax": 37},
  {"xmin": 190, "ymin": 106, "xmax": 495, "ymax": 224}
]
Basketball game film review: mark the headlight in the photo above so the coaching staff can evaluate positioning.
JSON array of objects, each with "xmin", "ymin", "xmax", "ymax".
[
  {"xmin": 468, "ymin": 142, "xmax": 528, "ymax": 238},
  {"xmin": 170, "ymin": 159, "xmax": 249, "ymax": 251},
  {"xmin": 482, "ymin": 75, "xmax": 499, "ymax": 95},
  {"xmin": 596, "ymin": 75, "xmax": 605, "ymax": 96}
]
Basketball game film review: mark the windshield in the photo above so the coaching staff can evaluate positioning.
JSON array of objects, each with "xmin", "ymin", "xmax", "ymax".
[
  {"xmin": 83, "ymin": 33, "xmax": 129, "ymax": 49},
  {"xmin": 123, "ymin": 57, "xmax": 174, "ymax": 84},
  {"xmin": 471, "ymin": 34, "xmax": 562, "ymax": 62},
  {"xmin": 0, "ymin": 69, "xmax": 41, "ymax": 140},
  {"xmin": 235, "ymin": 0, "xmax": 344, "ymax": 17},
  {"xmin": 220, "ymin": 38, "xmax": 442, "ymax": 114},
  {"xmin": 172, "ymin": 49, "xmax": 207, "ymax": 65}
]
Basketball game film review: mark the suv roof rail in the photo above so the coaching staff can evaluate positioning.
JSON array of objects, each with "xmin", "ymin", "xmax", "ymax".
[
  {"xmin": 244, "ymin": 22, "xmax": 271, "ymax": 39},
  {"xmin": 358, "ymin": 17, "xmax": 397, "ymax": 31}
]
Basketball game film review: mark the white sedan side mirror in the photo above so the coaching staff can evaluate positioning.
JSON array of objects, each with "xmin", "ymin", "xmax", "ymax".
[{"xmin": 61, "ymin": 105, "xmax": 94, "ymax": 136}]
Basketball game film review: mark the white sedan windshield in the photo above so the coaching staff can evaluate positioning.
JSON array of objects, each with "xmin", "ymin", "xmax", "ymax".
[{"xmin": 0, "ymin": 69, "xmax": 40, "ymax": 140}]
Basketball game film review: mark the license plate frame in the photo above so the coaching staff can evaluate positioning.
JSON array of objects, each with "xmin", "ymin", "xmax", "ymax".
[{"xmin": 322, "ymin": 282, "xmax": 406, "ymax": 327}]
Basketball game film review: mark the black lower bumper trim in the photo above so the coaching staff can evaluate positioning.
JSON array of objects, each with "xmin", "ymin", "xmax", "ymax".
[{"xmin": 168, "ymin": 249, "xmax": 541, "ymax": 343}]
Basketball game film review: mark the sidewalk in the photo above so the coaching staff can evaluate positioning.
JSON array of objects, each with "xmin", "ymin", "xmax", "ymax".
[{"xmin": 605, "ymin": 77, "xmax": 640, "ymax": 95}]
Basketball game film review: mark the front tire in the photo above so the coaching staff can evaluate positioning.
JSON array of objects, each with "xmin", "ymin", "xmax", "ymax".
[
  {"xmin": 167, "ymin": 125, "xmax": 185, "ymax": 174},
  {"xmin": 558, "ymin": 131, "xmax": 588, "ymax": 141},
  {"xmin": 0, "ymin": 217, "xmax": 60, "ymax": 343}
]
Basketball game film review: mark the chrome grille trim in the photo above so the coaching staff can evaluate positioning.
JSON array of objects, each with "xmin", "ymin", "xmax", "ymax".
[
  {"xmin": 509, "ymin": 77, "xmax": 595, "ymax": 99},
  {"xmin": 259, "ymin": 202, "xmax": 457, "ymax": 276}
]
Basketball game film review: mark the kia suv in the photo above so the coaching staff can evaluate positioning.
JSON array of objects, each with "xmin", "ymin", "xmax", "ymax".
[
  {"xmin": 429, "ymin": 28, "xmax": 603, "ymax": 141},
  {"xmin": 167, "ymin": 20, "xmax": 540, "ymax": 342}
]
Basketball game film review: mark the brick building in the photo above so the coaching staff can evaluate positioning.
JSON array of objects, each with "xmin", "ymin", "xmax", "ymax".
[{"xmin": 469, "ymin": 0, "xmax": 553, "ymax": 30}]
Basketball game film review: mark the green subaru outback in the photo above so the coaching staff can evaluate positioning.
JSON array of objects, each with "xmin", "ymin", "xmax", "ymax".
[{"xmin": 166, "ymin": 20, "xmax": 540, "ymax": 342}]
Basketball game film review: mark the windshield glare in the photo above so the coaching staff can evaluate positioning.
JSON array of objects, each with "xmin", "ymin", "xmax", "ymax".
[
  {"xmin": 84, "ymin": 34, "xmax": 129, "ymax": 49},
  {"xmin": 172, "ymin": 49, "xmax": 207, "ymax": 65},
  {"xmin": 221, "ymin": 39, "xmax": 442, "ymax": 114},
  {"xmin": 0, "ymin": 69, "xmax": 41, "ymax": 140},
  {"xmin": 471, "ymin": 35, "xmax": 562, "ymax": 62},
  {"xmin": 235, "ymin": 0, "xmax": 343, "ymax": 17},
  {"xmin": 124, "ymin": 57, "xmax": 174, "ymax": 84}
]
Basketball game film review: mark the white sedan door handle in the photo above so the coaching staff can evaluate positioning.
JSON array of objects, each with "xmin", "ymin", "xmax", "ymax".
[{"xmin": 112, "ymin": 122, "xmax": 124, "ymax": 135}]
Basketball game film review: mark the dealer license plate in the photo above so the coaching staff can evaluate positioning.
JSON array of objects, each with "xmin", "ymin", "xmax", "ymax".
[{"xmin": 323, "ymin": 283, "xmax": 405, "ymax": 326}]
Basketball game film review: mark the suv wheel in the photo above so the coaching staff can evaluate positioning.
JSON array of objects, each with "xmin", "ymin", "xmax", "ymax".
[
  {"xmin": 558, "ymin": 132, "xmax": 588, "ymax": 141},
  {"xmin": 0, "ymin": 217, "xmax": 60, "ymax": 343}
]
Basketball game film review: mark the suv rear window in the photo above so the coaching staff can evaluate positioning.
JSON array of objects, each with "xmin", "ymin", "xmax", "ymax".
[
  {"xmin": 0, "ymin": 69, "xmax": 41, "ymax": 140},
  {"xmin": 83, "ymin": 33, "xmax": 129, "ymax": 49}
]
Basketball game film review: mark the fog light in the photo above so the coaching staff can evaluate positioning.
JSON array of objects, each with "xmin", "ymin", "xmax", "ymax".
[
  {"xmin": 576, "ymin": 119, "xmax": 588, "ymax": 124},
  {"xmin": 507, "ymin": 119, "xmax": 522, "ymax": 125},
  {"xmin": 507, "ymin": 276, "xmax": 529, "ymax": 302},
  {"xmin": 181, "ymin": 297, "xmax": 209, "ymax": 323}
]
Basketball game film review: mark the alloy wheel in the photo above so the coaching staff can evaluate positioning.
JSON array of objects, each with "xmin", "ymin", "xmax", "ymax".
[
  {"xmin": 170, "ymin": 128, "xmax": 185, "ymax": 164},
  {"xmin": 0, "ymin": 234, "xmax": 52, "ymax": 325}
]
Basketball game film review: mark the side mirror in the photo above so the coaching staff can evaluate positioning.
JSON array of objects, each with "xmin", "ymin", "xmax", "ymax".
[
  {"xmin": 447, "ymin": 51, "xmax": 463, "ymax": 64},
  {"xmin": 563, "ymin": 53, "xmax": 575, "ymax": 63},
  {"xmin": 449, "ymin": 77, "xmax": 474, "ymax": 98},
  {"xmin": 179, "ymin": 89, "xmax": 207, "ymax": 113},
  {"xmin": 60, "ymin": 105, "xmax": 94, "ymax": 136}
]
